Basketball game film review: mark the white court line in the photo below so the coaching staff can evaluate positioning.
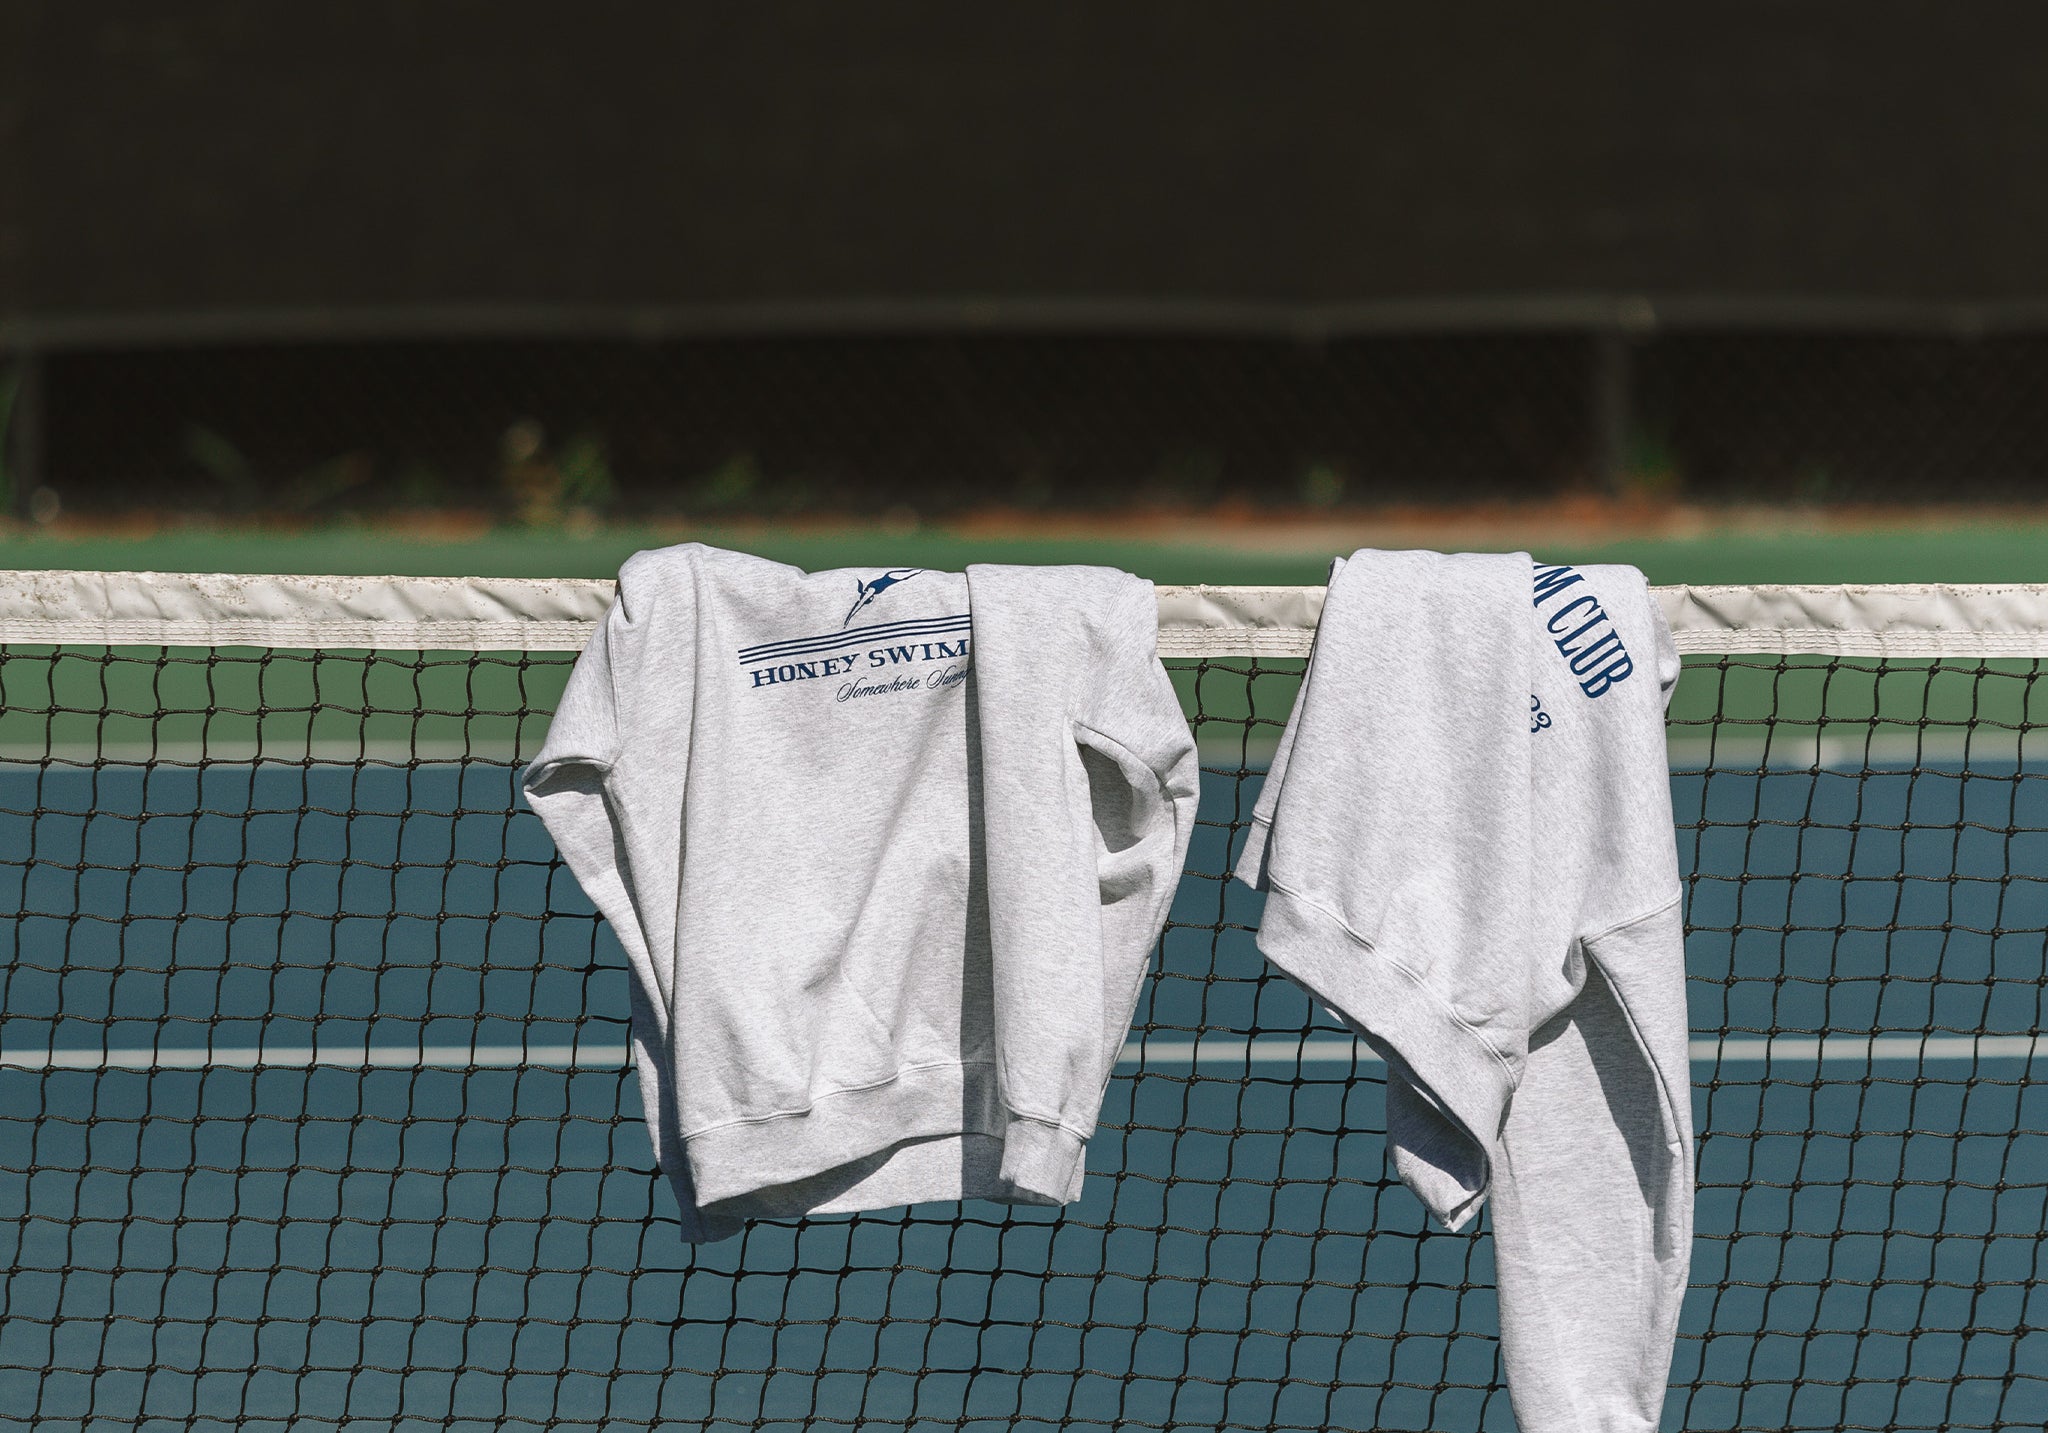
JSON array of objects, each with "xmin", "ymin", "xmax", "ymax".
[
  {"xmin": 3, "ymin": 1033, "xmax": 2040, "ymax": 1071},
  {"xmin": 1117, "ymin": 1034, "xmax": 2046, "ymax": 1064},
  {"xmin": 0, "ymin": 740, "xmax": 528, "ymax": 766}
]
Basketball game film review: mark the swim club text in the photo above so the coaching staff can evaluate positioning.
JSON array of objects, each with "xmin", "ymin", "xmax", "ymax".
[{"xmin": 1531, "ymin": 563, "xmax": 1634, "ymax": 698}]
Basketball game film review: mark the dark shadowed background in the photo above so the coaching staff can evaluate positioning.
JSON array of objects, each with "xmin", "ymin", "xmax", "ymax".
[{"xmin": 2, "ymin": 2, "xmax": 2046, "ymax": 544}]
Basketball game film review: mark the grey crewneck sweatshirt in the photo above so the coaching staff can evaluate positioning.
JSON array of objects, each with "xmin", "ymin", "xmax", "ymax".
[
  {"xmin": 1235, "ymin": 550, "xmax": 1694, "ymax": 1433},
  {"xmin": 522, "ymin": 543, "xmax": 1198, "ymax": 1239}
]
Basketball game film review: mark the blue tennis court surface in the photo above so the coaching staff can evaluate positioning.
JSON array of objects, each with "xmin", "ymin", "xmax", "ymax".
[{"xmin": 2, "ymin": 754, "xmax": 2044, "ymax": 1433}]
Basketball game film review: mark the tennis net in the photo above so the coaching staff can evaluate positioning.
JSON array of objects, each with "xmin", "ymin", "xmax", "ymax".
[{"xmin": 0, "ymin": 571, "xmax": 2042, "ymax": 1433}]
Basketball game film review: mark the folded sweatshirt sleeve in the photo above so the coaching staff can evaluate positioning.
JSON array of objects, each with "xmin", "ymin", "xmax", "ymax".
[
  {"xmin": 521, "ymin": 559, "xmax": 736, "ymax": 1242},
  {"xmin": 523, "ymin": 553, "xmax": 699, "ymax": 1008},
  {"xmin": 1075, "ymin": 581, "xmax": 1202, "ymax": 1130},
  {"xmin": 965, "ymin": 566, "xmax": 1198, "ymax": 1201},
  {"xmin": 1490, "ymin": 900, "xmax": 1693, "ymax": 1433},
  {"xmin": 523, "ymin": 598, "xmax": 631, "ymax": 945}
]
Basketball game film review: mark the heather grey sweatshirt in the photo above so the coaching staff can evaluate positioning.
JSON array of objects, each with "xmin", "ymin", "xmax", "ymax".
[
  {"xmin": 1235, "ymin": 550, "xmax": 1693, "ymax": 1433},
  {"xmin": 523, "ymin": 543, "xmax": 1198, "ymax": 1240}
]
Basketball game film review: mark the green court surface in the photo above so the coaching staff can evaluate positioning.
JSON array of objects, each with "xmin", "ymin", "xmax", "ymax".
[{"xmin": 2, "ymin": 511, "xmax": 2047, "ymax": 586}]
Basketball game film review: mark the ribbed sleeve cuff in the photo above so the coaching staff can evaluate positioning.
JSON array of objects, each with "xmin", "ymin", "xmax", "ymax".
[{"xmin": 998, "ymin": 1117, "xmax": 1088, "ymax": 1204}]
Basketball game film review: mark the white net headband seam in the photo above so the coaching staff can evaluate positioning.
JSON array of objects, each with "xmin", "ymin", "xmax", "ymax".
[{"xmin": 5, "ymin": 571, "xmax": 2048, "ymax": 658}]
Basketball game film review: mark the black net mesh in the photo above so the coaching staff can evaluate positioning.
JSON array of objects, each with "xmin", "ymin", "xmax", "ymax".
[{"xmin": 0, "ymin": 639, "xmax": 2043, "ymax": 1431}]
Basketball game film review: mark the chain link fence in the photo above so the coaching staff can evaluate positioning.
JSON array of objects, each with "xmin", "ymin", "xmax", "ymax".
[{"xmin": 9, "ymin": 329, "xmax": 2048, "ymax": 524}]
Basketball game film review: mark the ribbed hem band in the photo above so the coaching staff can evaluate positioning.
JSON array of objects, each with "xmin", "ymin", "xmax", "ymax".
[
  {"xmin": 1255, "ymin": 883, "xmax": 1520, "ymax": 1226},
  {"xmin": 682, "ymin": 1059, "xmax": 1086, "ymax": 1209}
]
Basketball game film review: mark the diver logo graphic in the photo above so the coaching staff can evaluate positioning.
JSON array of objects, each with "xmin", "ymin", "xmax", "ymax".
[
  {"xmin": 842, "ymin": 568, "xmax": 924, "ymax": 628},
  {"xmin": 741, "ymin": 569, "xmax": 963, "ymax": 695}
]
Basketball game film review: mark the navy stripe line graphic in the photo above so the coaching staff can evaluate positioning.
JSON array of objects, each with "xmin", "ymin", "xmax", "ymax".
[
  {"xmin": 738, "ymin": 614, "xmax": 972, "ymax": 664},
  {"xmin": 738, "ymin": 612, "xmax": 972, "ymax": 661},
  {"xmin": 741, "ymin": 620, "xmax": 973, "ymax": 666},
  {"xmin": 739, "ymin": 616, "xmax": 971, "ymax": 664}
]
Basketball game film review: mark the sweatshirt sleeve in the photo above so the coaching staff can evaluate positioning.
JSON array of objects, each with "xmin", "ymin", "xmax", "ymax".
[
  {"xmin": 1487, "ymin": 899, "xmax": 1694, "ymax": 1433},
  {"xmin": 964, "ymin": 566, "xmax": 1198, "ymax": 1202},
  {"xmin": 521, "ymin": 560, "xmax": 735, "ymax": 1243},
  {"xmin": 522, "ymin": 598, "xmax": 631, "ymax": 944},
  {"xmin": 1074, "ymin": 581, "xmax": 1202, "ymax": 1138},
  {"xmin": 523, "ymin": 553, "xmax": 697, "ymax": 1001}
]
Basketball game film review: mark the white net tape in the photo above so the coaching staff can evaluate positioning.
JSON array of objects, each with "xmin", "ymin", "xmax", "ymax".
[{"xmin": 9, "ymin": 570, "xmax": 2048, "ymax": 656}]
